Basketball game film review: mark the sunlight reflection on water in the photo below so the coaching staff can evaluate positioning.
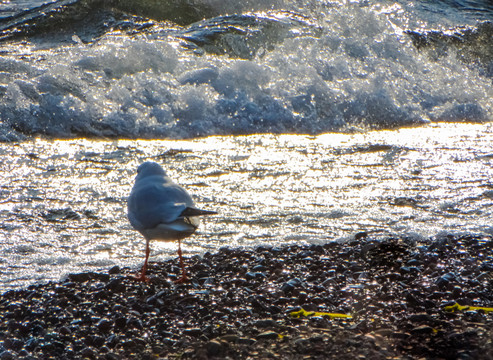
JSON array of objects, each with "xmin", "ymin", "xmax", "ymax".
[{"xmin": 1, "ymin": 122, "xmax": 493, "ymax": 290}]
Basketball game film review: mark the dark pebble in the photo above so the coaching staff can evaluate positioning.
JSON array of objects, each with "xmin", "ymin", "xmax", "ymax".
[
  {"xmin": 281, "ymin": 278, "xmax": 302, "ymax": 293},
  {"xmin": 405, "ymin": 292, "xmax": 421, "ymax": 306},
  {"xmin": 68, "ymin": 272, "xmax": 93, "ymax": 282},
  {"xmin": 80, "ymin": 347, "xmax": 95, "ymax": 358},
  {"xmin": 410, "ymin": 326, "xmax": 435, "ymax": 335},
  {"xmin": 59, "ymin": 326, "xmax": 72, "ymax": 335},
  {"xmin": 391, "ymin": 332, "xmax": 411, "ymax": 339},
  {"xmin": 24, "ymin": 338, "xmax": 39, "ymax": 351},
  {"xmin": 96, "ymin": 318, "xmax": 113, "ymax": 332},
  {"xmin": 400, "ymin": 266, "xmax": 421, "ymax": 274},
  {"xmin": 245, "ymin": 272, "xmax": 258, "ymax": 280},
  {"xmin": 238, "ymin": 337, "xmax": 256, "ymax": 345},
  {"xmin": 183, "ymin": 328, "xmax": 203, "ymax": 337},
  {"xmin": 354, "ymin": 232, "xmax": 368, "ymax": 240},
  {"xmin": 114, "ymin": 316, "xmax": 127, "ymax": 329},
  {"xmin": 254, "ymin": 319, "xmax": 278, "ymax": 328},
  {"xmin": 108, "ymin": 265, "xmax": 121, "ymax": 275},
  {"xmin": 122, "ymin": 340, "xmax": 136, "ymax": 350},
  {"xmin": 406, "ymin": 259, "xmax": 421, "ymax": 266},
  {"xmin": 219, "ymin": 334, "xmax": 238, "ymax": 343},
  {"xmin": 107, "ymin": 278, "xmax": 126, "ymax": 293},
  {"xmin": 105, "ymin": 335, "xmax": 120, "ymax": 349},
  {"xmin": 207, "ymin": 340, "xmax": 223, "ymax": 356},
  {"xmin": 252, "ymin": 265, "xmax": 267, "ymax": 272},
  {"xmin": 3, "ymin": 338, "xmax": 23, "ymax": 351},
  {"xmin": 408, "ymin": 313, "xmax": 434, "ymax": 323},
  {"xmin": 0, "ymin": 351, "xmax": 15, "ymax": 360},
  {"xmin": 436, "ymin": 272, "xmax": 457, "ymax": 288},
  {"xmin": 256, "ymin": 331, "xmax": 279, "ymax": 340}
]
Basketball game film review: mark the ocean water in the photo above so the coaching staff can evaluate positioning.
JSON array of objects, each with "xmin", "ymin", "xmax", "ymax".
[{"xmin": 0, "ymin": 0, "xmax": 492, "ymax": 290}]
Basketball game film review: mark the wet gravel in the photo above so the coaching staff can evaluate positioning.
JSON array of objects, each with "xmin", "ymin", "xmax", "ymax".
[{"xmin": 1, "ymin": 234, "xmax": 493, "ymax": 359}]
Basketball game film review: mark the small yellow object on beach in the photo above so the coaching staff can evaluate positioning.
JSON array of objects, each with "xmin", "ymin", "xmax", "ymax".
[
  {"xmin": 444, "ymin": 302, "xmax": 493, "ymax": 313},
  {"xmin": 289, "ymin": 308, "xmax": 352, "ymax": 319}
]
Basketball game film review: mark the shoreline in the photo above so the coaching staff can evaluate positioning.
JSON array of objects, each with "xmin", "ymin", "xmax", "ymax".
[
  {"xmin": 2, "ymin": 123, "xmax": 493, "ymax": 291},
  {"xmin": 1, "ymin": 234, "xmax": 492, "ymax": 359}
]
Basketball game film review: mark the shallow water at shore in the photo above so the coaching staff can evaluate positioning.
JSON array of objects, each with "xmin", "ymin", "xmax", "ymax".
[{"xmin": 1, "ymin": 122, "xmax": 493, "ymax": 291}]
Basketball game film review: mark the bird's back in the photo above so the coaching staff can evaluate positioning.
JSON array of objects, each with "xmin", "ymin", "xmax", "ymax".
[{"xmin": 128, "ymin": 173, "xmax": 195, "ymax": 232}]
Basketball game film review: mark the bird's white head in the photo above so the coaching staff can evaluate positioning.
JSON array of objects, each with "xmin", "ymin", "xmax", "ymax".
[{"xmin": 136, "ymin": 162, "xmax": 166, "ymax": 180}]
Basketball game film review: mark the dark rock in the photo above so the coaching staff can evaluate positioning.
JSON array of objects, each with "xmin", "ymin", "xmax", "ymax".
[
  {"xmin": 405, "ymin": 292, "xmax": 422, "ymax": 306},
  {"xmin": 183, "ymin": 328, "xmax": 203, "ymax": 337},
  {"xmin": 245, "ymin": 272, "xmax": 258, "ymax": 280},
  {"xmin": 391, "ymin": 332, "xmax": 411, "ymax": 339},
  {"xmin": 108, "ymin": 266, "xmax": 121, "ymax": 275},
  {"xmin": 400, "ymin": 266, "xmax": 421, "ymax": 274},
  {"xmin": 93, "ymin": 273, "xmax": 110, "ymax": 282},
  {"xmin": 126, "ymin": 317, "xmax": 143, "ymax": 330},
  {"xmin": 436, "ymin": 272, "xmax": 457, "ymax": 288},
  {"xmin": 107, "ymin": 278, "xmax": 126, "ymax": 293},
  {"xmin": 105, "ymin": 335, "xmax": 120, "ymax": 349},
  {"xmin": 406, "ymin": 259, "xmax": 421, "ymax": 266},
  {"xmin": 256, "ymin": 331, "xmax": 279, "ymax": 340},
  {"xmin": 3, "ymin": 338, "xmax": 23, "ymax": 351},
  {"xmin": 68, "ymin": 272, "xmax": 92, "ymax": 283},
  {"xmin": 96, "ymin": 318, "xmax": 113, "ymax": 332},
  {"xmin": 17, "ymin": 349, "xmax": 30, "ymax": 357},
  {"xmin": 254, "ymin": 319, "xmax": 278, "ymax": 328},
  {"xmin": 252, "ymin": 265, "xmax": 267, "ymax": 272},
  {"xmin": 114, "ymin": 316, "xmax": 127, "ymax": 329},
  {"xmin": 238, "ymin": 337, "xmax": 256, "ymax": 346},
  {"xmin": 41, "ymin": 208, "xmax": 80, "ymax": 222},
  {"xmin": 122, "ymin": 340, "xmax": 136, "ymax": 350},
  {"xmin": 0, "ymin": 351, "xmax": 15, "ymax": 360},
  {"xmin": 80, "ymin": 347, "xmax": 95, "ymax": 359},
  {"xmin": 354, "ymin": 232, "xmax": 368, "ymax": 240},
  {"xmin": 206, "ymin": 340, "xmax": 223, "ymax": 356},
  {"xmin": 31, "ymin": 324, "xmax": 45, "ymax": 336},
  {"xmin": 59, "ymin": 326, "xmax": 72, "ymax": 336},
  {"xmin": 220, "ymin": 334, "xmax": 239, "ymax": 343},
  {"xmin": 24, "ymin": 338, "xmax": 39, "ymax": 351},
  {"xmin": 410, "ymin": 326, "xmax": 435, "ymax": 335},
  {"xmin": 408, "ymin": 313, "xmax": 434, "ymax": 323},
  {"xmin": 281, "ymin": 278, "xmax": 302, "ymax": 293}
]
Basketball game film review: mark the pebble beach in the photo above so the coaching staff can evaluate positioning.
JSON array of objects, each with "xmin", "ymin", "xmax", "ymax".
[{"xmin": 1, "ymin": 234, "xmax": 492, "ymax": 359}]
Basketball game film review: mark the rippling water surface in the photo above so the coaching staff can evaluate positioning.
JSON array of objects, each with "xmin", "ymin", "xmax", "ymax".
[{"xmin": 1, "ymin": 123, "xmax": 492, "ymax": 290}]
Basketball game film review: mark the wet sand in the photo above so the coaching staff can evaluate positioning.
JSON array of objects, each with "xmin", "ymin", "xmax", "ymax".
[{"xmin": 1, "ymin": 233, "xmax": 492, "ymax": 359}]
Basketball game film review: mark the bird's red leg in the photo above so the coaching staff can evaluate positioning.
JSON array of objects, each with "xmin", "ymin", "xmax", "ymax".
[
  {"xmin": 134, "ymin": 238, "xmax": 150, "ymax": 282},
  {"xmin": 174, "ymin": 239, "xmax": 189, "ymax": 284}
]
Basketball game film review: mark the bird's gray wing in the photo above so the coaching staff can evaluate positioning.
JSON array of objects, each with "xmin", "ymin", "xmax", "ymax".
[{"xmin": 128, "ymin": 180, "xmax": 193, "ymax": 230}]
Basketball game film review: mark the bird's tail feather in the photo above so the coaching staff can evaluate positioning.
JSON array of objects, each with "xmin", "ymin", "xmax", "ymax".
[{"xmin": 180, "ymin": 207, "xmax": 218, "ymax": 217}]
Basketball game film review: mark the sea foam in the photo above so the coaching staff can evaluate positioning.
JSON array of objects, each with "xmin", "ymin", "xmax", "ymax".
[{"xmin": 0, "ymin": 4, "xmax": 491, "ymax": 140}]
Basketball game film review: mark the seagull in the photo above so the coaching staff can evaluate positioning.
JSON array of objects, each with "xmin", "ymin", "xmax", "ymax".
[{"xmin": 128, "ymin": 161, "xmax": 216, "ymax": 283}]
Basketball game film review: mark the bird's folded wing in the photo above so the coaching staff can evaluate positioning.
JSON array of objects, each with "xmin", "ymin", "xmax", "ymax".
[
  {"xmin": 129, "ymin": 182, "xmax": 192, "ymax": 228},
  {"xmin": 130, "ymin": 202, "xmax": 188, "ymax": 229}
]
